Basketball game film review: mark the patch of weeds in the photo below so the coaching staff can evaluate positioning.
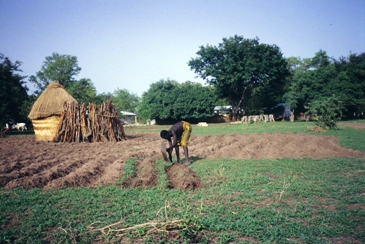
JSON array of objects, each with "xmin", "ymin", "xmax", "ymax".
[
  {"xmin": 115, "ymin": 157, "xmax": 137, "ymax": 186},
  {"xmin": 213, "ymin": 163, "xmax": 227, "ymax": 182},
  {"xmin": 217, "ymin": 232, "xmax": 236, "ymax": 243},
  {"xmin": 276, "ymin": 172, "xmax": 298, "ymax": 202},
  {"xmin": 155, "ymin": 160, "xmax": 171, "ymax": 188},
  {"xmin": 87, "ymin": 200, "xmax": 206, "ymax": 243}
]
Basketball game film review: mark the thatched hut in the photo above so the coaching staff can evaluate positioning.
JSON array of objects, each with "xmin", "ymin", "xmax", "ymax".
[{"xmin": 28, "ymin": 81, "xmax": 77, "ymax": 141}]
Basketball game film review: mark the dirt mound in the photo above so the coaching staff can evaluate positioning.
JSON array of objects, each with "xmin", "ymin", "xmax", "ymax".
[
  {"xmin": 166, "ymin": 163, "xmax": 201, "ymax": 190},
  {"xmin": 191, "ymin": 132, "xmax": 365, "ymax": 159},
  {"xmin": 1, "ymin": 132, "xmax": 364, "ymax": 190}
]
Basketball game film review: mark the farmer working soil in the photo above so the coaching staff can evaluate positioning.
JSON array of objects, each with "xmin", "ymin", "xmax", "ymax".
[{"xmin": 160, "ymin": 121, "xmax": 192, "ymax": 165}]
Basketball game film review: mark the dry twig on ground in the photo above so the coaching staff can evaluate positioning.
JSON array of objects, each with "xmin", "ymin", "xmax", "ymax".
[{"xmin": 87, "ymin": 201, "xmax": 191, "ymax": 238}]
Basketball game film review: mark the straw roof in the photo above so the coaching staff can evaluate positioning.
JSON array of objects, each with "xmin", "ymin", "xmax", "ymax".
[{"xmin": 28, "ymin": 81, "xmax": 77, "ymax": 120}]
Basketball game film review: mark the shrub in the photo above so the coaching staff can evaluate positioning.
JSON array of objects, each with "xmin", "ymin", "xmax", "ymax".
[{"xmin": 306, "ymin": 95, "xmax": 345, "ymax": 130}]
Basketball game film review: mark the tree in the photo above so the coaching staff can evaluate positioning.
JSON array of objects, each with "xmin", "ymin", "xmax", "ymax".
[
  {"xmin": 29, "ymin": 52, "xmax": 100, "ymax": 105},
  {"xmin": 29, "ymin": 52, "xmax": 81, "ymax": 94},
  {"xmin": 172, "ymin": 81, "xmax": 215, "ymax": 120},
  {"xmin": 188, "ymin": 35, "xmax": 289, "ymax": 121},
  {"xmin": 332, "ymin": 52, "xmax": 365, "ymax": 118},
  {"xmin": 138, "ymin": 79, "xmax": 215, "ymax": 122},
  {"xmin": 67, "ymin": 78, "xmax": 97, "ymax": 104},
  {"xmin": 283, "ymin": 50, "xmax": 365, "ymax": 119},
  {"xmin": 94, "ymin": 92, "xmax": 113, "ymax": 105},
  {"xmin": 283, "ymin": 56, "xmax": 310, "ymax": 112},
  {"xmin": 0, "ymin": 53, "xmax": 29, "ymax": 126},
  {"xmin": 138, "ymin": 79, "xmax": 179, "ymax": 122},
  {"xmin": 111, "ymin": 88, "xmax": 141, "ymax": 113},
  {"xmin": 283, "ymin": 50, "xmax": 336, "ymax": 114}
]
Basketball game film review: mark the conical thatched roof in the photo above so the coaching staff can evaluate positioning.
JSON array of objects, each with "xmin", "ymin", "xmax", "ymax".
[{"xmin": 28, "ymin": 81, "xmax": 77, "ymax": 120}]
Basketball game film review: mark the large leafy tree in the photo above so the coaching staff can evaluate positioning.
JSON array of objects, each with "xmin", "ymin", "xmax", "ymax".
[
  {"xmin": 172, "ymin": 81, "xmax": 215, "ymax": 119},
  {"xmin": 29, "ymin": 52, "xmax": 97, "ymax": 104},
  {"xmin": 188, "ymin": 35, "xmax": 289, "ymax": 120},
  {"xmin": 283, "ymin": 51, "xmax": 335, "ymax": 113},
  {"xmin": 283, "ymin": 50, "xmax": 365, "ymax": 118},
  {"xmin": 138, "ymin": 79, "xmax": 215, "ymax": 122},
  {"xmin": 111, "ymin": 88, "xmax": 141, "ymax": 113},
  {"xmin": 282, "ymin": 57, "xmax": 308, "ymax": 112},
  {"xmin": 29, "ymin": 52, "xmax": 81, "ymax": 93},
  {"xmin": 138, "ymin": 79, "xmax": 179, "ymax": 122},
  {"xmin": 0, "ymin": 54, "xmax": 29, "ymax": 126},
  {"xmin": 331, "ymin": 52, "xmax": 365, "ymax": 117}
]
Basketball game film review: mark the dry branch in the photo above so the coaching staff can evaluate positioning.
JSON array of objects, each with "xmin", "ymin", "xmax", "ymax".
[
  {"xmin": 53, "ymin": 100, "xmax": 126, "ymax": 142},
  {"xmin": 86, "ymin": 201, "xmax": 194, "ymax": 238}
]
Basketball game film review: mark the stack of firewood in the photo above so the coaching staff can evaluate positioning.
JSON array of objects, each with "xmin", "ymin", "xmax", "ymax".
[{"xmin": 54, "ymin": 100, "xmax": 126, "ymax": 142}]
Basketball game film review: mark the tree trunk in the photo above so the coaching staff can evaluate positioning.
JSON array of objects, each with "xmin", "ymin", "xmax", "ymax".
[{"xmin": 231, "ymin": 108, "xmax": 239, "ymax": 122}]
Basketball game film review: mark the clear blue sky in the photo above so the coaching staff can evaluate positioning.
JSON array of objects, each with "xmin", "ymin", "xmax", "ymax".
[{"xmin": 1, "ymin": 0, "xmax": 364, "ymax": 96}]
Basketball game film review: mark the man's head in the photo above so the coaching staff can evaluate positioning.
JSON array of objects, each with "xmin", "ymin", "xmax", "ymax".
[{"xmin": 160, "ymin": 130, "xmax": 170, "ymax": 139}]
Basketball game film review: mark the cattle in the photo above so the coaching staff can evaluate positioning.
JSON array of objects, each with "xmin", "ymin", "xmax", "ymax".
[{"xmin": 12, "ymin": 123, "xmax": 27, "ymax": 131}]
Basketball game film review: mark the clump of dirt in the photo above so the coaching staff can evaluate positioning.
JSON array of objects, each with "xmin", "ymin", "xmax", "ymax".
[
  {"xmin": 306, "ymin": 126, "xmax": 328, "ymax": 133},
  {"xmin": 165, "ymin": 163, "xmax": 202, "ymax": 190}
]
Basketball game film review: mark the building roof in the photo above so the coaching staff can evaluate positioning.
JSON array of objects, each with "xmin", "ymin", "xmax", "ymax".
[
  {"xmin": 214, "ymin": 106, "xmax": 232, "ymax": 111},
  {"xmin": 28, "ymin": 81, "xmax": 77, "ymax": 120},
  {"xmin": 120, "ymin": 111, "xmax": 136, "ymax": 116}
]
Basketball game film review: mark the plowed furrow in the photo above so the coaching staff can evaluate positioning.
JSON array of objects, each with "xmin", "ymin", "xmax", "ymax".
[
  {"xmin": 44, "ymin": 156, "xmax": 118, "ymax": 189},
  {"xmin": 4, "ymin": 160, "xmax": 85, "ymax": 189}
]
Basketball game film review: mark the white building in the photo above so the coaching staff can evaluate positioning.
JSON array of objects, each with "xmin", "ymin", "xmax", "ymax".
[{"xmin": 120, "ymin": 111, "xmax": 137, "ymax": 124}]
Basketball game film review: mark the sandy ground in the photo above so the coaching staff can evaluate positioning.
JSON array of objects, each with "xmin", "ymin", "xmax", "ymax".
[{"xmin": 1, "ymin": 123, "xmax": 364, "ymax": 190}]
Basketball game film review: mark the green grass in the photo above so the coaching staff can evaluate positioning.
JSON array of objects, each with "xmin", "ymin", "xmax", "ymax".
[
  {"xmin": 126, "ymin": 120, "xmax": 364, "ymax": 136},
  {"xmin": 1, "ymin": 120, "xmax": 365, "ymax": 243},
  {"xmin": 125, "ymin": 121, "xmax": 318, "ymax": 135},
  {"xmin": 324, "ymin": 126, "xmax": 365, "ymax": 152}
]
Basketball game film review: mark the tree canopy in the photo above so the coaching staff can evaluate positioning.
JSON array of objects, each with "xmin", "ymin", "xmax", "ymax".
[
  {"xmin": 29, "ymin": 52, "xmax": 97, "ymax": 104},
  {"xmin": 111, "ymin": 88, "xmax": 140, "ymax": 113},
  {"xmin": 67, "ymin": 78, "xmax": 97, "ymax": 105},
  {"xmin": 283, "ymin": 51, "xmax": 365, "ymax": 118},
  {"xmin": 138, "ymin": 79, "xmax": 215, "ymax": 122},
  {"xmin": 188, "ymin": 35, "xmax": 289, "ymax": 120},
  {"xmin": 29, "ymin": 52, "xmax": 81, "ymax": 92},
  {"xmin": 0, "ymin": 54, "xmax": 29, "ymax": 126}
]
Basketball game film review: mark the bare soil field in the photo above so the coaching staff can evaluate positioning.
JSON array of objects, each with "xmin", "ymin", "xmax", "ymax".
[{"xmin": 1, "ymin": 128, "xmax": 365, "ymax": 190}]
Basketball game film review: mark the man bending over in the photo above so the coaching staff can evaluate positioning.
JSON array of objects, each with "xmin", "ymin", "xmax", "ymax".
[{"xmin": 160, "ymin": 121, "xmax": 192, "ymax": 165}]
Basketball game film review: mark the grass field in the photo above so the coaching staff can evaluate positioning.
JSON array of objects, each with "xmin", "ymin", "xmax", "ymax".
[{"xmin": 1, "ymin": 121, "xmax": 365, "ymax": 243}]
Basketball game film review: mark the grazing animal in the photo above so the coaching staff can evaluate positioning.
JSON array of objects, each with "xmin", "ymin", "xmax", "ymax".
[{"xmin": 12, "ymin": 123, "xmax": 27, "ymax": 131}]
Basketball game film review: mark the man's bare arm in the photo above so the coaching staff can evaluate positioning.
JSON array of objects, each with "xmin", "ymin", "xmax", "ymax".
[{"xmin": 167, "ymin": 130, "xmax": 178, "ymax": 150}]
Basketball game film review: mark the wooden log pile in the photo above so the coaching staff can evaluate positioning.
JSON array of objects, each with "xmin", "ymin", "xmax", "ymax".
[{"xmin": 54, "ymin": 100, "xmax": 126, "ymax": 142}]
